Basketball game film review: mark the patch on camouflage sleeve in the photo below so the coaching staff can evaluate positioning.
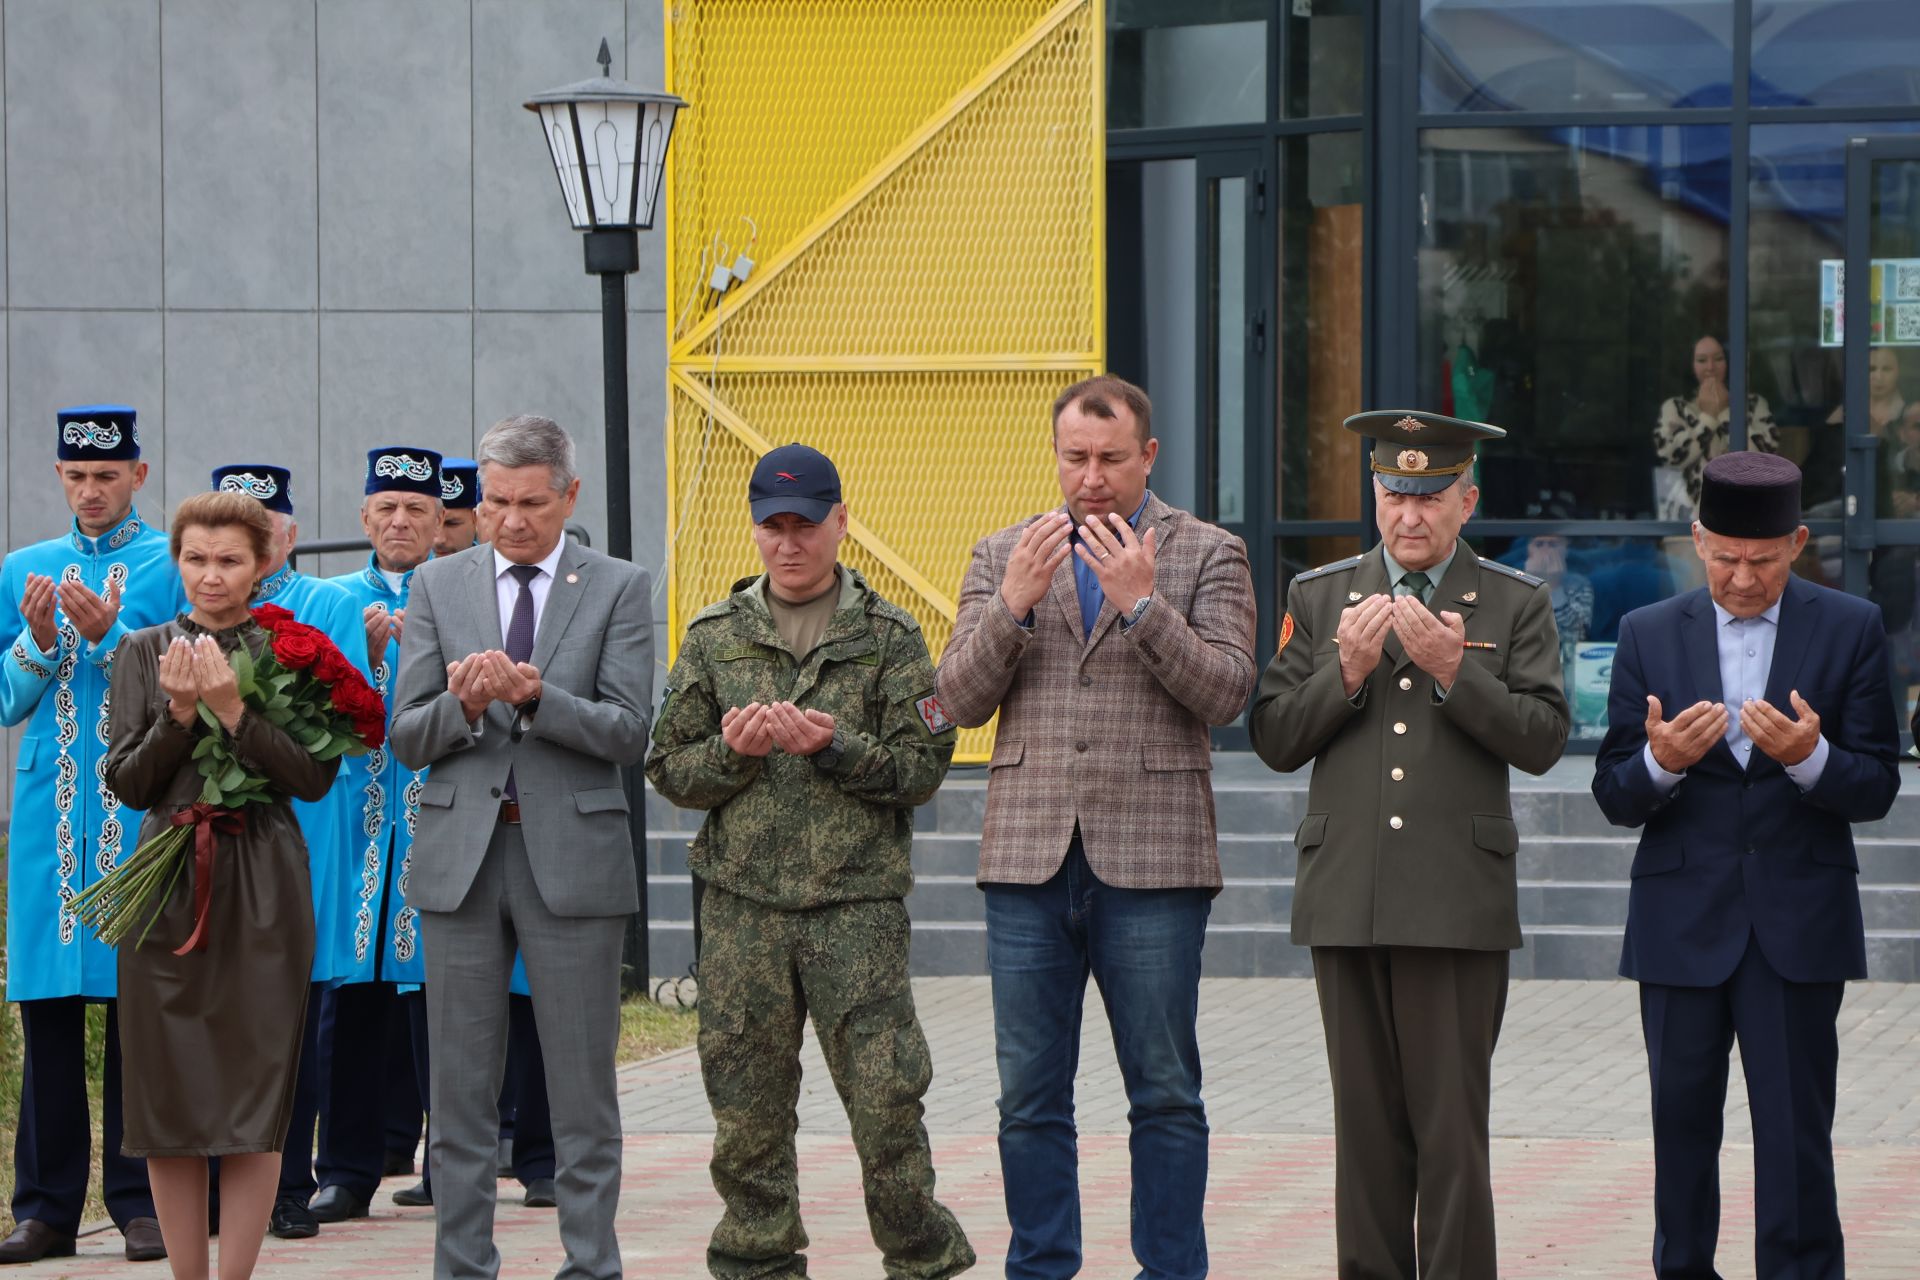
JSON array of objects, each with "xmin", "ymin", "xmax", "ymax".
[
  {"xmin": 914, "ymin": 692, "xmax": 954, "ymax": 736},
  {"xmin": 651, "ymin": 684, "xmax": 675, "ymax": 743}
]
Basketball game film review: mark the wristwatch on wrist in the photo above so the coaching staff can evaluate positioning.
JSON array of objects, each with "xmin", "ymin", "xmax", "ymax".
[
  {"xmin": 1121, "ymin": 595, "xmax": 1153, "ymax": 629},
  {"xmin": 515, "ymin": 694, "xmax": 541, "ymax": 719},
  {"xmin": 810, "ymin": 725, "xmax": 847, "ymax": 771}
]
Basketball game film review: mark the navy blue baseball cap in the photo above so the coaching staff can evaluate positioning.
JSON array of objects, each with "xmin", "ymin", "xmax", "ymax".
[
  {"xmin": 749, "ymin": 443, "xmax": 842, "ymax": 523},
  {"xmin": 212, "ymin": 464, "xmax": 294, "ymax": 514},
  {"xmin": 365, "ymin": 446, "xmax": 443, "ymax": 498},
  {"xmin": 439, "ymin": 456, "xmax": 480, "ymax": 509},
  {"xmin": 57, "ymin": 405, "xmax": 140, "ymax": 461}
]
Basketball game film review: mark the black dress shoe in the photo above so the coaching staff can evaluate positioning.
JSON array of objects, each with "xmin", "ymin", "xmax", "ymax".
[
  {"xmin": 0, "ymin": 1219, "xmax": 77, "ymax": 1263},
  {"xmin": 268, "ymin": 1197, "xmax": 320, "ymax": 1240},
  {"xmin": 309, "ymin": 1185, "xmax": 371, "ymax": 1223},
  {"xmin": 123, "ymin": 1217, "xmax": 167, "ymax": 1262},
  {"xmin": 391, "ymin": 1180, "xmax": 433, "ymax": 1208},
  {"xmin": 521, "ymin": 1177, "xmax": 557, "ymax": 1209},
  {"xmin": 382, "ymin": 1150, "xmax": 416, "ymax": 1177}
]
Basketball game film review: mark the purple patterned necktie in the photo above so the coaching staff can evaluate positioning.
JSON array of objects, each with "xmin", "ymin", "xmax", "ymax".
[{"xmin": 503, "ymin": 564, "xmax": 540, "ymax": 800}]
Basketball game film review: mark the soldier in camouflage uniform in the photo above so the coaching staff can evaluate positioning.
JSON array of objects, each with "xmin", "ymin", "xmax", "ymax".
[{"xmin": 646, "ymin": 444, "xmax": 974, "ymax": 1280}]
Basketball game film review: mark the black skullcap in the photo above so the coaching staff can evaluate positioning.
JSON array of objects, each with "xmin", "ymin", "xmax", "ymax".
[
  {"xmin": 57, "ymin": 405, "xmax": 140, "ymax": 461},
  {"xmin": 1698, "ymin": 451, "xmax": 1802, "ymax": 539}
]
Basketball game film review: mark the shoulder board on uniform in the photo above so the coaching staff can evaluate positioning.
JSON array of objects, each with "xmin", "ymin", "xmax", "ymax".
[
  {"xmin": 1294, "ymin": 554, "xmax": 1364, "ymax": 584},
  {"xmin": 865, "ymin": 594, "xmax": 923, "ymax": 633},
  {"xmin": 1477, "ymin": 557, "xmax": 1545, "ymax": 588},
  {"xmin": 687, "ymin": 598, "xmax": 739, "ymax": 627}
]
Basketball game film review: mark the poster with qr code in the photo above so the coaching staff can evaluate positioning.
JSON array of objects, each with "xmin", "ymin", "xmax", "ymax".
[{"xmin": 1820, "ymin": 257, "xmax": 1920, "ymax": 346}]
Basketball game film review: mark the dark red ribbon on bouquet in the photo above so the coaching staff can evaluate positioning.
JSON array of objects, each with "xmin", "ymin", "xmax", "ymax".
[{"xmin": 168, "ymin": 802, "xmax": 244, "ymax": 955}]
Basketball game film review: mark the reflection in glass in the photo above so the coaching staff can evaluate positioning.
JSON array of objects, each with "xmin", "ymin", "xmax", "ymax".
[
  {"xmin": 1418, "ymin": 125, "xmax": 1731, "ymax": 519},
  {"xmin": 1480, "ymin": 532, "xmax": 1684, "ymax": 738},
  {"xmin": 1108, "ymin": 159, "xmax": 1199, "ymax": 514},
  {"xmin": 1747, "ymin": 122, "xmax": 1920, "ymax": 512},
  {"xmin": 1109, "ymin": 0, "xmax": 1268, "ymax": 129},
  {"xmin": 1212, "ymin": 177, "xmax": 1248, "ymax": 523},
  {"xmin": 1420, "ymin": 0, "xmax": 1733, "ymax": 113},
  {"xmin": 1277, "ymin": 535, "xmax": 1363, "ymax": 608},
  {"xmin": 1285, "ymin": 0, "xmax": 1365, "ymax": 118},
  {"xmin": 1278, "ymin": 133, "xmax": 1364, "ymax": 521},
  {"xmin": 1751, "ymin": 0, "xmax": 1920, "ymax": 109},
  {"xmin": 1651, "ymin": 334, "xmax": 1779, "ymax": 520}
]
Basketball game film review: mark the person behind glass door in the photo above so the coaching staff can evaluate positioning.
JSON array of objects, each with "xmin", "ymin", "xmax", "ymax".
[{"xmin": 1652, "ymin": 335, "xmax": 1781, "ymax": 521}]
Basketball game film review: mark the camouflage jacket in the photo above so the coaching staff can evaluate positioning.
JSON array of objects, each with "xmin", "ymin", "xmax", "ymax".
[{"xmin": 644, "ymin": 568, "xmax": 955, "ymax": 910}]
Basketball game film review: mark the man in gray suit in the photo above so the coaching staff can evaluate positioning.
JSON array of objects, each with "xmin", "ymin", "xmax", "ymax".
[{"xmin": 391, "ymin": 414, "xmax": 654, "ymax": 1280}]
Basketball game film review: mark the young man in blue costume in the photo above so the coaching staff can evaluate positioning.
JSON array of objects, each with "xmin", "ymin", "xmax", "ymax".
[{"xmin": 1, "ymin": 405, "xmax": 182, "ymax": 1264}]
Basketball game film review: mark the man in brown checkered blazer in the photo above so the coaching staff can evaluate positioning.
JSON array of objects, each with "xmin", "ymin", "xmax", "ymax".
[{"xmin": 935, "ymin": 374, "xmax": 1256, "ymax": 1280}]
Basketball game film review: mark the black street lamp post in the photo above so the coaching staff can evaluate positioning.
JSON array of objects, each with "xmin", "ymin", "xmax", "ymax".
[{"xmin": 526, "ymin": 40, "xmax": 686, "ymax": 993}]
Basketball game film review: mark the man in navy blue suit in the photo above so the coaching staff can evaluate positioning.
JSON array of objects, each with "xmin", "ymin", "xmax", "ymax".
[{"xmin": 1594, "ymin": 451, "xmax": 1899, "ymax": 1280}]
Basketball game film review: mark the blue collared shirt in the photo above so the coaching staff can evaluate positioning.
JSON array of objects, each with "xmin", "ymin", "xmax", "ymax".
[
  {"xmin": 1643, "ymin": 596, "xmax": 1830, "ymax": 792},
  {"xmin": 1070, "ymin": 492, "xmax": 1151, "ymax": 638}
]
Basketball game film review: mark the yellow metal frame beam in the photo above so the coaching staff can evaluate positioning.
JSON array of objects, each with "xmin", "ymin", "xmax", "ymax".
[
  {"xmin": 668, "ymin": 367, "xmax": 962, "ymax": 620},
  {"xmin": 668, "ymin": 0, "xmax": 1092, "ymax": 360}
]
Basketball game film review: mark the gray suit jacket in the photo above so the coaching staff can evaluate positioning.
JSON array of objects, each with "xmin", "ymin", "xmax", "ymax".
[{"xmin": 389, "ymin": 539, "xmax": 654, "ymax": 917}]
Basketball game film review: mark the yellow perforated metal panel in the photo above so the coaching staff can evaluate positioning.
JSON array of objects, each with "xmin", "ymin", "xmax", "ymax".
[{"xmin": 664, "ymin": 0, "xmax": 1104, "ymax": 761}]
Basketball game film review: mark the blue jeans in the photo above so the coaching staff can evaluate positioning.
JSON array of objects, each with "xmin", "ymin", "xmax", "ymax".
[{"xmin": 985, "ymin": 838, "xmax": 1211, "ymax": 1280}]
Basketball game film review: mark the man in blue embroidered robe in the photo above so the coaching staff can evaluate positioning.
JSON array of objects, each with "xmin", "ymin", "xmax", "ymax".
[
  {"xmin": 312, "ymin": 446, "xmax": 446, "ymax": 1223},
  {"xmin": 0, "ymin": 406, "xmax": 181, "ymax": 1264},
  {"xmin": 208, "ymin": 463, "xmax": 373, "ymax": 1241}
]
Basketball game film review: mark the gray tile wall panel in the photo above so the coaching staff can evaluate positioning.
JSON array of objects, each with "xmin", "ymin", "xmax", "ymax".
[
  {"xmin": 472, "ymin": 308, "xmax": 606, "ymax": 546},
  {"xmin": 4, "ymin": 0, "xmax": 163, "ymax": 308},
  {"xmin": 471, "ymin": 0, "xmax": 626, "ymax": 312},
  {"xmin": 7, "ymin": 311, "xmax": 165, "ymax": 536},
  {"xmin": 162, "ymin": 311, "xmax": 320, "ymax": 526},
  {"xmin": 318, "ymin": 0, "xmax": 473, "ymax": 311},
  {"xmin": 161, "ymin": 0, "xmax": 319, "ymax": 309}
]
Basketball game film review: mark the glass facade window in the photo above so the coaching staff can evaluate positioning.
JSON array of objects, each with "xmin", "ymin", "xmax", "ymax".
[
  {"xmin": 1748, "ymin": 122, "xmax": 1920, "ymax": 513},
  {"xmin": 1284, "ymin": 0, "xmax": 1366, "ymax": 118},
  {"xmin": 1109, "ymin": 0, "xmax": 1269, "ymax": 129},
  {"xmin": 1108, "ymin": 159, "xmax": 1201, "ymax": 514},
  {"xmin": 1751, "ymin": 0, "xmax": 1920, "ymax": 109},
  {"xmin": 1278, "ymin": 132, "xmax": 1364, "ymax": 521},
  {"xmin": 1420, "ymin": 0, "xmax": 1733, "ymax": 113},
  {"xmin": 1418, "ymin": 125, "xmax": 1732, "ymax": 521}
]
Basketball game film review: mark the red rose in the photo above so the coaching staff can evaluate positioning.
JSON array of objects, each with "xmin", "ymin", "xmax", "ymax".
[
  {"xmin": 312, "ymin": 646, "xmax": 354, "ymax": 684},
  {"xmin": 271, "ymin": 628, "xmax": 323, "ymax": 671},
  {"xmin": 251, "ymin": 603, "xmax": 295, "ymax": 629},
  {"xmin": 328, "ymin": 677, "xmax": 388, "ymax": 749}
]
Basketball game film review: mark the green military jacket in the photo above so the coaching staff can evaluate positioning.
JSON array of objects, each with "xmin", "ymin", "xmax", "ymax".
[
  {"xmin": 1247, "ymin": 545, "xmax": 1569, "ymax": 950},
  {"xmin": 644, "ymin": 567, "xmax": 955, "ymax": 911}
]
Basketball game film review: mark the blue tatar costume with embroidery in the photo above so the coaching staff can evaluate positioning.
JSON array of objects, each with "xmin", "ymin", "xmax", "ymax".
[
  {"xmin": 326, "ymin": 555, "xmax": 427, "ymax": 985},
  {"xmin": 253, "ymin": 562, "xmax": 373, "ymax": 985},
  {"xmin": 1, "ymin": 512, "xmax": 183, "ymax": 1001}
]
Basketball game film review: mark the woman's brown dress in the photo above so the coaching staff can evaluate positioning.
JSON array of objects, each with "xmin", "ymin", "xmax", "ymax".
[{"xmin": 104, "ymin": 616, "xmax": 339, "ymax": 1157}]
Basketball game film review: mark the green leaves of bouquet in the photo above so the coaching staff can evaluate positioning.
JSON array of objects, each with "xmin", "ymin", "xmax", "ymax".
[{"xmin": 73, "ymin": 605, "xmax": 388, "ymax": 951}]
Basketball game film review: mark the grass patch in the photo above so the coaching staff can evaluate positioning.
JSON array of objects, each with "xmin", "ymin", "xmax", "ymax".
[{"xmin": 618, "ymin": 993, "xmax": 700, "ymax": 1064}]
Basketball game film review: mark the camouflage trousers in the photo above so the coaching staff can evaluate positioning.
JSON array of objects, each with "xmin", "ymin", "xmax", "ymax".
[{"xmin": 698, "ymin": 886, "xmax": 975, "ymax": 1280}]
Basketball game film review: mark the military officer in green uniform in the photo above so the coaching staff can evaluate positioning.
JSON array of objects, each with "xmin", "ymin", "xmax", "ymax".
[
  {"xmin": 646, "ymin": 443, "xmax": 974, "ymax": 1280},
  {"xmin": 1248, "ymin": 411, "xmax": 1569, "ymax": 1280}
]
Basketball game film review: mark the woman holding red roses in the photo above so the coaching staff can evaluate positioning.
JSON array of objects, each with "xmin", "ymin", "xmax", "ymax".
[{"xmin": 102, "ymin": 492, "xmax": 342, "ymax": 1279}]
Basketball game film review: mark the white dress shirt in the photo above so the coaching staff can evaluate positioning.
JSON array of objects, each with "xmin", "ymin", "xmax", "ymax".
[
  {"xmin": 1643, "ymin": 597, "xmax": 1830, "ymax": 792},
  {"xmin": 493, "ymin": 539, "xmax": 567, "ymax": 643}
]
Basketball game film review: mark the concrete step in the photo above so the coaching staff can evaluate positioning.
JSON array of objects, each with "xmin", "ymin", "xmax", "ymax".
[{"xmin": 639, "ymin": 753, "xmax": 1920, "ymax": 981}]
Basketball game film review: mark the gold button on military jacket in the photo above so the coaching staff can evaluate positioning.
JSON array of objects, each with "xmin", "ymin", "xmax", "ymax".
[{"xmin": 1247, "ymin": 546, "xmax": 1569, "ymax": 951}]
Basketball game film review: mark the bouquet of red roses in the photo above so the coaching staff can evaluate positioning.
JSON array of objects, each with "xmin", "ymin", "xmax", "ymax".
[{"xmin": 72, "ymin": 603, "xmax": 387, "ymax": 951}]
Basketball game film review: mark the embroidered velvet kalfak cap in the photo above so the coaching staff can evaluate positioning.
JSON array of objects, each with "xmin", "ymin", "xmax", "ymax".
[
  {"xmin": 57, "ymin": 405, "xmax": 140, "ymax": 461},
  {"xmin": 439, "ymin": 456, "xmax": 480, "ymax": 509},
  {"xmin": 364, "ymin": 447, "xmax": 443, "ymax": 498},
  {"xmin": 1697, "ymin": 450, "xmax": 1802, "ymax": 539},
  {"xmin": 211, "ymin": 464, "xmax": 294, "ymax": 514}
]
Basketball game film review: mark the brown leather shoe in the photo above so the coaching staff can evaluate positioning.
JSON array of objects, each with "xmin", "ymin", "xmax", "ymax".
[
  {"xmin": 0, "ymin": 1219, "xmax": 77, "ymax": 1264},
  {"xmin": 123, "ymin": 1217, "xmax": 167, "ymax": 1262}
]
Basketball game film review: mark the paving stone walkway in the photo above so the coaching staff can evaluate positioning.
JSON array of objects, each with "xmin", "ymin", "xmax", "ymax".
[{"xmin": 27, "ymin": 978, "xmax": 1920, "ymax": 1277}]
